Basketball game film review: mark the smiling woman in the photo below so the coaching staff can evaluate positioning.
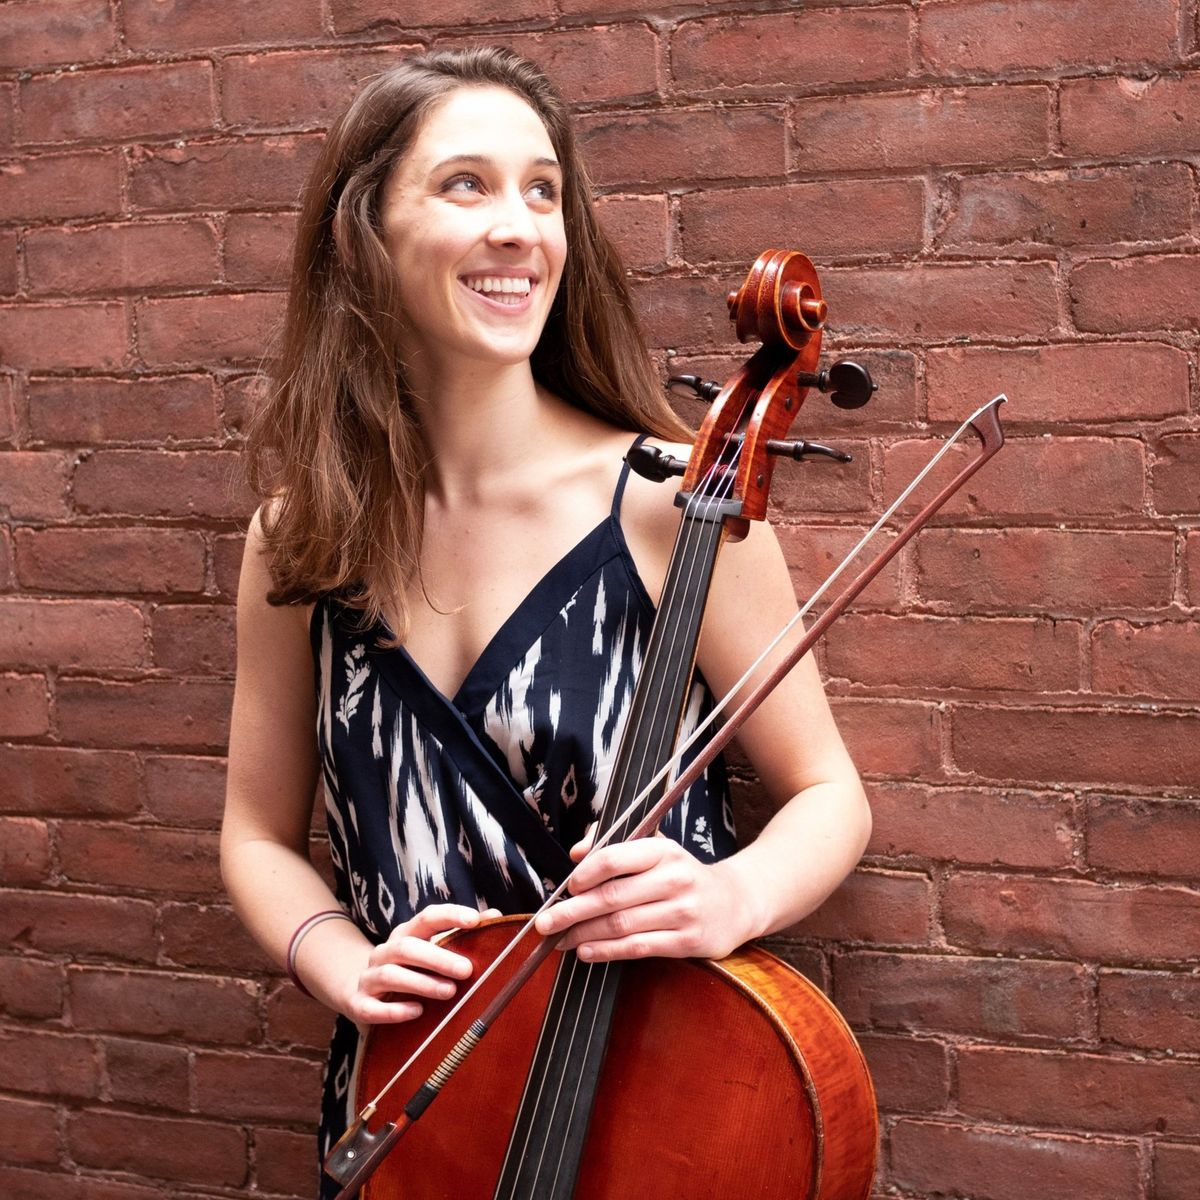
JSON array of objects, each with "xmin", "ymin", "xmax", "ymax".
[{"xmin": 222, "ymin": 46, "xmax": 869, "ymax": 1199}]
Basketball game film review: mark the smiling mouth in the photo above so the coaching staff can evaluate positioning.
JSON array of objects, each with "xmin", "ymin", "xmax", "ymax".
[{"xmin": 461, "ymin": 276, "xmax": 534, "ymax": 306}]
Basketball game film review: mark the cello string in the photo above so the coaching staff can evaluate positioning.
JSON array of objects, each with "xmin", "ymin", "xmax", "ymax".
[
  {"xmin": 509, "ymin": 418, "xmax": 747, "ymax": 1193},
  {"xmin": 357, "ymin": 397, "xmax": 1000, "ymax": 1120}
]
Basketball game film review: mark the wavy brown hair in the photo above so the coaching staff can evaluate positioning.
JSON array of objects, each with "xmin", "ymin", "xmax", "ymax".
[{"xmin": 244, "ymin": 46, "xmax": 689, "ymax": 639}]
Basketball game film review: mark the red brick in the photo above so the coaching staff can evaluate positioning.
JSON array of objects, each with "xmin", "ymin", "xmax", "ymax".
[
  {"xmin": 57, "ymin": 678, "xmax": 233, "ymax": 750},
  {"xmin": 214, "ymin": 533, "xmax": 247, "ymax": 598},
  {"xmin": 673, "ymin": 9, "xmax": 910, "ymax": 94},
  {"xmin": 264, "ymin": 983, "xmax": 337, "ymax": 1051},
  {"xmin": 136, "ymin": 292, "xmax": 285, "ymax": 367},
  {"xmin": 255, "ymin": 1126, "xmax": 319, "ymax": 1195},
  {"xmin": 835, "ymin": 952, "xmax": 1089, "ymax": 1039},
  {"xmin": 0, "ymin": 451, "xmax": 70, "ymax": 518},
  {"xmin": 0, "ymin": 230, "xmax": 17, "ymax": 294},
  {"xmin": 891, "ymin": 1119, "xmax": 1139, "ymax": 1200},
  {"xmin": 792, "ymin": 868, "xmax": 933, "ymax": 945},
  {"xmin": 59, "ymin": 824, "xmax": 220, "ymax": 895},
  {"xmin": 0, "ymin": 0, "xmax": 115, "ymax": 69},
  {"xmin": 0, "ymin": 373, "xmax": 15, "ymax": 444},
  {"xmin": 124, "ymin": 0, "xmax": 324, "ymax": 51},
  {"xmin": 0, "ymin": 302, "xmax": 126, "ymax": 370},
  {"xmin": 926, "ymin": 342, "xmax": 1190, "ymax": 424},
  {"xmin": 856, "ymin": 1032, "xmax": 949, "ymax": 1112},
  {"xmin": 224, "ymin": 212, "xmax": 299, "ymax": 288},
  {"xmin": 193, "ymin": 1050, "xmax": 324, "ymax": 1122},
  {"xmin": 791, "ymin": 85, "xmax": 1051, "ymax": 173},
  {"xmin": 0, "ymin": 1029, "xmax": 100, "ymax": 1099},
  {"xmin": 0, "ymin": 1168, "xmax": 177, "ymax": 1200},
  {"xmin": 680, "ymin": 179, "xmax": 925, "ymax": 265},
  {"xmin": 102, "ymin": 1037, "xmax": 191, "ymax": 1110},
  {"xmin": 69, "ymin": 967, "xmax": 258, "ymax": 1043},
  {"xmin": 867, "ymin": 783, "xmax": 1075, "ymax": 869},
  {"xmin": 0, "ymin": 1096, "xmax": 59, "ymax": 1165},
  {"xmin": 0, "ymin": 151, "xmax": 122, "ymax": 222},
  {"xmin": 69, "ymin": 1108, "xmax": 248, "ymax": 1186},
  {"xmin": 944, "ymin": 871, "xmax": 1200, "ymax": 962},
  {"xmin": 469, "ymin": 27, "xmax": 659, "ymax": 105},
  {"xmin": 1071, "ymin": 254, "xmax": 1200, "ymax": 334},
  {"xmin": 920, "ymin": 0, "xmax": 1178, "ymax": 75},
  {"xmin": 25, "ymin": 221, "xmax": 220, "ymax": 296},
  {"xmin": 0, "ymin": 673, "xmax": 50, "ymax": 737},
  {"xmin": 1062, "ymin": 73, "xmax": 1200, "ymax": 158},
  {"xmin": 0, "ymin": 528, "xmax": 9, "ymax": 588},
  {"xmin": 831, "ymin": 698, "xmax": 942, "ymax": 778},
  {"xmin": 129, "ymin": 135, "xmax": 322, "ymax": 213},
  {"xmin": 0, "ymin": 955, "xmax": 63, "ymax": 1020},
  {"xmin": 0, "ymin": 83, "xmax": 11, "ymax": 146},
  {"xmin": 1157, "ymin": 1143, "xmax": 1200, "ymax": 1200},
  {"xmin": 0, "ymin": 746, "xmax": 141, "ymax": 817},
  {"xmin": 143, "ymin": 754, "xmax": 227, "ymax": 827},
  {"xmin": 151, "ymin": 604, "xmax": 236, "ymax": 675},
  {"xmin": 764, "ymin": 442, "xmax": 872, "ymax": 519},
  {"xmin": 594, "ymin": 196, "xmax": 668, "ymax": 272},
  {"xmin": 0, "ymin": 598, "xmax": 145, "ymax": 670},
  {"xmin": 630, "ymin": 274, "xmax": 743, "ymax": 352},
  {"xmin": 28, "ymin": 374, "xmax": 219, "ymax": 445},
  {"xmin": 0, "ymin": 816, "xmax": 51, "ymax": 885},
  {"xmin": 20, "ymin": 62, "xmax": 215, "ymax": 145},
  {"xmin": 1189, "ymin": 531, "xmax": 1200, "ymax": 606},
  {"xmin": 776, "ymin": 525, "xmax": 902, "ymax": 609},
  {"xmin": 1088, "ymin": 796, "xmax": 1200, "ymax": 879},
  {"xmin": 2, "ymin": 890, "xmax": 157, "ymax": 961},
  {"xmin": 160, "ymin": 903, "xmax": 274, "ymax": 973},
  {"xmin": 221, "ymin": 47, "xmax": 405, "ymax": 131},
  {"xmin": 73, "ymin": 449, "xmax": 254, "ymax": 519},
  {"xmin": 825, "ymin": 614, "xmax": 1081, "ymax": 694},
  {"xmin": 578, "ymin": 107, "xmax": 786, "ymax": 188},
  {"xmin": 221, "ymin": 373, "xmax": 268, "ymax": 438},
  {"xmin": 957, "ymin": 1045, "xmax": 1200, "ymax": 1134},
  {"xmin": 332, "ymin": 0, "xmax": 553, "ymax": 33},
  {"xmin": 916, "ymin": 528, "xmax": 1175, "ymax": 612},
  {"xmin": 15, "ymin": 526, "xmax": 207, "ymax": 594},
  {"xmin": 890, "ymin": 435, "xmax": 1144, "ymax": 519},
  {"xmin": 823, "ymin": 261, "xmax": 1058, "ymax": 341},
  {"xmin": 1152, "ymin": 432, "xmax": 1200, "ymax": 515},
  {"xmin": 939, "ymin": 164, "xmax": 1192, "ymax": 251},
  {"xmin": 1093, "ymin": 619, "xmax": 1200, "ymax": 701},
  {"xmin": 1099, "ymin": 969, "xmax": 1200, "ymax": 1054}
]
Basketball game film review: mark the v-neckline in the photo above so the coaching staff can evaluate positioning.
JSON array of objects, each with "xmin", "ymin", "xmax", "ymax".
[{"xmin": 394, "ymin": 514, "xmax": 640, "ymax": 716}]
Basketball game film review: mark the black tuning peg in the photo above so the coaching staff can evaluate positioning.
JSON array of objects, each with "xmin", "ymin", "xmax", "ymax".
[
  {"xmin": 796, "ymin": 360, "xmax": 876, "ymax": 410},
  {"xmin": 626, "ymin": 443, "xmax": 689, "ymax": 483},
  {"xmin": 667, "ymin": 374, "xmax": 723, "ymax": 402},
  {"xmin": 767, "ymin": 439, "xmax": 852, "ymax": 464}
]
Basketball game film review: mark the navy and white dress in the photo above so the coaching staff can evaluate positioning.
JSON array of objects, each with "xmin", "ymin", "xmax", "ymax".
[{"xmin": 309, "ymin": 447, "xmax": 736, "ymax": 1195}]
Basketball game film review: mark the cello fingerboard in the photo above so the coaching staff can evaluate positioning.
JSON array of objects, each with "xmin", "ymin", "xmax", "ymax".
[{"xmin": 494, "ymin": 504, "xmax": 727, "ymax": 1200}]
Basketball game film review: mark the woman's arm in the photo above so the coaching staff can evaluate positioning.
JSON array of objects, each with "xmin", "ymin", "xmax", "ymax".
[
  {"xmin": 221, "ymin": 511, "xmax": 484, "ymax": 1021},
  {"xmin": 536, "ymin": 512, "xmax": 870, "ymax": 960}
]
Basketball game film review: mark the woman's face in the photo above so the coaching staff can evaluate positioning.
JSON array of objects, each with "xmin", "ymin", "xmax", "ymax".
[{"xmin": 379, "ymin": 85, "xmax": 568, "ymax": 380}]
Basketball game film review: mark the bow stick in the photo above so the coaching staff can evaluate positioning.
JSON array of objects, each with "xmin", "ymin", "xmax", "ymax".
[{"xmin": 326, "ymin": 394, "xmax": 1007, "ymax": 1196}]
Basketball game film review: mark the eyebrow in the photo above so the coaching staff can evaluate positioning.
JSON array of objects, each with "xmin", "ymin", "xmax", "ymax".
[{"xmin": 431, "ymin": 153, "xmax": 561, "ymax": 172}]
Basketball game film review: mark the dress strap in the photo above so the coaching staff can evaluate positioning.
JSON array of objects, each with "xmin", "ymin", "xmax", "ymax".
[{"xmin": 612, "ymin": 434, "xmax": 649, "ymax": 520}]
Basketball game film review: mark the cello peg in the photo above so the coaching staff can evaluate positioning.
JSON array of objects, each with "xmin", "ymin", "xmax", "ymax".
[
  {"xmin": 766, "ymin": 438, "xmax": 852, "ymax": 465},
  {"xmin": 796, "ymin": 360, "xmax": 876, "ymax": 410},
  {"xmin": 667, "ymin": 374, "xmax": 723, "ymax": 402}
]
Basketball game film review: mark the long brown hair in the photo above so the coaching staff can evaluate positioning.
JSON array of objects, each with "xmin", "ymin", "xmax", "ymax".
[{"xmin": 244, "ymin": 46, "xmax": 689, "ymax": 637}]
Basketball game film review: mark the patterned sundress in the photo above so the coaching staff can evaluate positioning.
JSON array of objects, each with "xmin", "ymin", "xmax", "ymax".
[{"xmin": 309, "ymin": 444, "xmax": 736, "ymax": 1196}]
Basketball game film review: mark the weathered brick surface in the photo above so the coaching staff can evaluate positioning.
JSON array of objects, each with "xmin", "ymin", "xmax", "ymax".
[{"xmin": 2, "ymin": 5, "xmax": 1196, "ymax": 1198}]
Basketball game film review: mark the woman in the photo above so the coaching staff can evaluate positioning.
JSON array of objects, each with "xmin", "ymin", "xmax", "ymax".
[{"xmin": 222, "ymin": 46, "xmax": 870, "ymax": 1193}]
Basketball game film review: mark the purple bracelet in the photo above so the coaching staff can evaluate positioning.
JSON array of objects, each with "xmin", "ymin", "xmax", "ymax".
[{"xmin": 286, "ymin": 909, "xmax": 352, "ymax": 998}]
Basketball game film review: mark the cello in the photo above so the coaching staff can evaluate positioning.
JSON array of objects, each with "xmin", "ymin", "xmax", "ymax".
[{"xmin": 324, "ymin": 249, "xmax": 1005, "ymax": 1199}]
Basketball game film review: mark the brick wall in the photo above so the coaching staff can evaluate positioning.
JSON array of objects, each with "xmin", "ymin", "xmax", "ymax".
[{"xmin": 1, "ymin": 1, "xmax": 1197, "ymax": 1197}]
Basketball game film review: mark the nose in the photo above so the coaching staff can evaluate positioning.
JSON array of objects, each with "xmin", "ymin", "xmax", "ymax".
[{"xmin": 486, "ymin": 188, "xmax": 539, "ymax": 249}]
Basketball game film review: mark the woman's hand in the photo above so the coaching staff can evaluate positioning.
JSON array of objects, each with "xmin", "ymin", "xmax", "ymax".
[
  {"xmin": 338, "ymin": 903, "xmax": 500, "ymax": 1025},
  {"xmin": 534, "ymin": 834, "xmax": 762, "ymax": 963}
]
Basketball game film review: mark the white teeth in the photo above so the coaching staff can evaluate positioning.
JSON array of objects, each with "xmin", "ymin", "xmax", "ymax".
[{"xmin": 464, "ymin": 276, "xmax": 532, "ymax": 295}]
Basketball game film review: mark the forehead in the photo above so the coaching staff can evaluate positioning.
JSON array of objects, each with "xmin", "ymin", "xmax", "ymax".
[{"xmin": 405, "ymin": 85, "xmax": 557, "ymax": 170}]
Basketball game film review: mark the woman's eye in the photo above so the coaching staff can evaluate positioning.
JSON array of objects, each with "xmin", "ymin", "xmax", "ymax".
[
  {"xmin": 527, "ymin": 180, "xmax": 560, "ymax": 203},
  {"xmin": 444, "ymin": 175, "xmax": 483, "ymax": 194}
]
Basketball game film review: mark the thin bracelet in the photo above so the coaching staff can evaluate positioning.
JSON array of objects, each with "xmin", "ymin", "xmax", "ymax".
[{"xmin": 286, "ymin": 909, "xmax": 353, "ymax": 998}]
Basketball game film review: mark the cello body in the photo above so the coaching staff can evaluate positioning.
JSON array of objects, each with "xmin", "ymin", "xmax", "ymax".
[{"xmin": 356, "ymin": 916, "xmax": 878, "ymax": 1200}]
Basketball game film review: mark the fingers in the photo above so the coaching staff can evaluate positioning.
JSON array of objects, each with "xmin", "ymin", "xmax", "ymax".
[{"xmin": 401, "ymin": 903, "xmax": 490, "ymax": 939}]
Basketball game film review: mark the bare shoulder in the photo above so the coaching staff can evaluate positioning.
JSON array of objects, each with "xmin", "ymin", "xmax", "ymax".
[{"xmin": 236, "ymin": 504, "xmax": 314, "ymax": 652}]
